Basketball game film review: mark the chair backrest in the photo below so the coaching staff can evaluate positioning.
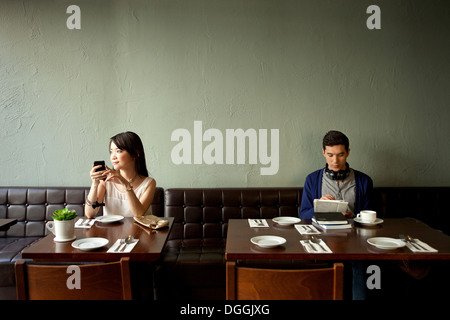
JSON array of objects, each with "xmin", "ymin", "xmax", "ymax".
[
  {"xmin": 227, "ymin": 261, "xmax": 343, "ymax": 300},
  {"xmin": 15, "ymin": 257, "xmax": 132, "ymax": 300}
]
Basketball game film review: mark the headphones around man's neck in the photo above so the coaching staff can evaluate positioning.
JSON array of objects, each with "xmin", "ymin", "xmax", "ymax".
[{"xmin": 324, "ymin": 162, "xmax": 350, "ymax": 181}]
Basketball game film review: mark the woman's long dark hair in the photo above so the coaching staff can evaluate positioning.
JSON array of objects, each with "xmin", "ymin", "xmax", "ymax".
[{"xmin": 110, "ymin": 131, "xmax": 149, "ymax": 177}]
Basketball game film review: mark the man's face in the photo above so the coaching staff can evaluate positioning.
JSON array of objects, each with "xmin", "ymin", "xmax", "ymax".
[{"xmin": 322, "ymin": 145, "xmax": 350, "ymax": 172}]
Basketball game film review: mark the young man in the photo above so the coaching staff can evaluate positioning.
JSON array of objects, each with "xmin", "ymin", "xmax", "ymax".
[
  {"xmin": 300, "ymin": 130, "xmax": 374, "ymax": 219},
  {"xmin": 300, "ymin": 130, "xmax": 375, "ymax": 300}
]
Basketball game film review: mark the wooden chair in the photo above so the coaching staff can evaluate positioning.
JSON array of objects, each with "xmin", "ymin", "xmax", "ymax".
[
  {"xmin": 226, "ymin": 261, "xmax": 344, "ymax": 300},
  {"xmin": 15, "ymin": 257, "xmax": 132, "ymax": 300}
]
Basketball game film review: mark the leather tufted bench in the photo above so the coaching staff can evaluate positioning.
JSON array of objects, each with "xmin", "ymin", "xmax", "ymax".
[
  {"xmin": 372, "ymin": 187, "xmax": 450, "ymax": 235},
  {"xmin": 0, "ymin": 186, "xmax": 164, "ymax": 300},
  {"xmin": 154, "ymin": 188, "xmax": 303, "ymax": 300}
]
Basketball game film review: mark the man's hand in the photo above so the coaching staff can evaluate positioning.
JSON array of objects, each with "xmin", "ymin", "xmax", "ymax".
[
  {"xmin": 342, "ymin": 211, "xmax": 353, "ymax": 218},
  {"xmin": 320, "ymin": 194, "xmax": 335, "ymax": 200}
]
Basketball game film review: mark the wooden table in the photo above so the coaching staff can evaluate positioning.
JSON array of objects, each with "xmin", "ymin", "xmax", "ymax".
[
  {"xmin": 0, "ymin": 219, "xmax": 17, "ymax": 231},
  {"xmin": 225, "ymin": 218, "xmax": 450, "ymax": 261},
  {"xmin": 225, "ymin": 218, "xmax": 450, "ymax": 300},
  {"xmin": 22, "ymin": 217, "xmax": 174, "ymax": 262}
]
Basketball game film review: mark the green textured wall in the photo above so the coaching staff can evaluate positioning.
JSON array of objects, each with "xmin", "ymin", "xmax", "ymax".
[{"xmin": 1, "ymin": 0, "xmax": 449, "ymax": 188}]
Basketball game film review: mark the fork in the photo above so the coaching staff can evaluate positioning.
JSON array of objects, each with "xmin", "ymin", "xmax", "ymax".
[
  {"xmin": 254, "ymin": 219, "xmax": 264, "ymax": 226},
  {"xmin": 116, "ymin": 238, "xmax": 126, "ymax": 252}
]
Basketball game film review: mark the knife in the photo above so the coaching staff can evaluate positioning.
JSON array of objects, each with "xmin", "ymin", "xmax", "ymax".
[
  {"xmin": 302, "ymin": 240, "xmax": 316, "ymax": 252},
  {"xmin": 307, "ymin": 240, "xmax": 319, "ymax": 252}
]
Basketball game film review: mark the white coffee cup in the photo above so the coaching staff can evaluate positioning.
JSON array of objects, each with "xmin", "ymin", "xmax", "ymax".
[
  {"xmin": 46, "ymin": 220, "xmax": 76, "ymax": 242},
  {"xmin": 356, "ymin": 210, "xmax": 377, "ymax": 223}
]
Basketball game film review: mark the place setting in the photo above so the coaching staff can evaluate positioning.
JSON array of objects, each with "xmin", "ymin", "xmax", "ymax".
[
  {"xmin": 95, "ymin": 215, "xmax": 124, "ymax": 224},
  {"xmin": 107, "ymin": 235, "xmax": 139, "ymax": 253},
  {"xmin": 75, "ymin": 218, "xmax": 96, "ymax": 229},
  {"xmin": 366, "ymin": 237, "xmax": 406, "ymax": 250},
  {"xmin": 248, "ymin": 218, "xmax": 269, "ymax": 228},
  {"xmin": 366, "ymin": 234, "xmax": 438, "ymax": 252},
  {"xmin": 72, "ymin": 237, "xmax": 109, "ymax": 251},
  {"xmin": 399, "ymin": 234, "xmax": 438, "ymax": 253},
  {"xmin": 300, "ymin": 236, "xmax": 332, "ymax": 253},
  {"xmin": 250, "ymin": 235, "xmax": 286, "ymax": 248},
  {"xmin": 294, "ymin": 224, "xmax": 321, "ymax": 235},
  {"xmin": 272, "ymin": 216, "xmax": 301, "ymax": 226},
  {"xmin": 75, "ymin": 215, "xmax": 125, "ymax": 229}
]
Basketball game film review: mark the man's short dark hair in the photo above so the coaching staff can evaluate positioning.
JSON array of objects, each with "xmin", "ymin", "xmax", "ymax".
[{"xmin": 322, "ymin": 130, "xmax": 350, "ymax": 151}]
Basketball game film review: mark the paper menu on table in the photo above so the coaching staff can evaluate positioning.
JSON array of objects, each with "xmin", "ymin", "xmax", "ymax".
[{"xmin": 313, "ymin": 199, "xmax": 348, "ymax": 212}]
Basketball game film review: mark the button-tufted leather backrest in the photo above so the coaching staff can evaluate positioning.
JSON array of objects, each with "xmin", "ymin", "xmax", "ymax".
[
  {"xmin": 0, "ymin": 187, "xmax": 164, "ymax": 237},
  {"xmin": 2, "ymin": 186, "xmax": 448, "ymax": 239},
  {"xmin": 165, "ymin": 186, "xmax": 450, "ymax": 240},
  {"xmin": 164, "ymin": 188, "xmax": 303, "ymax": 240},
  {"xmin": 372, "ymin": 187, "xmax": 450, "ymax": 235}
]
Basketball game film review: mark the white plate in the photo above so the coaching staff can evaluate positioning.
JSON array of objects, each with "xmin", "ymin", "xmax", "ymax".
[
  {"xmin": 354, "ymin": 217, "xmax": 384, "ymax": 226},
  {"xmin": 367, "ymin": 237, "xmax": 406, "ymax": 250},
  {"xmin": 96, "ymin": 215, "xmax": 124, "ymax": 224},
  {"xmin": 272, "ymin": 217, "xmax": 301, "ymax": 226},
  {"xmin": 251, "ymin": 236, "xmax": 286, "ymax": 248},
  {"xmin": 72, "ymin": 237, "xmax": 109, "ymax": 251}
]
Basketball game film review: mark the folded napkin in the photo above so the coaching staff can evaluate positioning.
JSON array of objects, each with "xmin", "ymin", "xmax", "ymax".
[
  {"xmin": 75, "ymin": 218, "xmax": 95, "ymax": 229},
  {"xmin": 134, "ymin": 215, "xmax": 169, "ymax": 229},
  {"xmin": 300, "ymin": 239, "xmax": 332, "ymax": 253},
  {"xmin": 248, "ymin": 219, "xmax": 269, "ymax": 228},
  {"xmin": 107, "ymin": 238, "xmax": 139, "ymax": 253},
  {"xmin": 294, "ymin": 224, "xmax": 321, "ymax": 235},
  {"xmin": 405, "ymin": 239, "xmax": 438, "ymax": 253}
]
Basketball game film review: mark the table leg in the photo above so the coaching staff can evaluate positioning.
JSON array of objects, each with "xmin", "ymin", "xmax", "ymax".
[{"xmin": 226, "ymin": 260, "xmax": 236, "ymax": 300}]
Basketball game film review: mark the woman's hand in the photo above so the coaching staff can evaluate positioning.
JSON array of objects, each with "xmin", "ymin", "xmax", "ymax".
[
  {"xmin": 87, "ymin": 164, "xmax": 107, "ymax": 218},
  {"xmin": 90, "ymin": 165, "xmax": 107, "ymax": 183},
  {"xmin": 104, "ymin": 165, "xmax": 128, "ymax": 186}
]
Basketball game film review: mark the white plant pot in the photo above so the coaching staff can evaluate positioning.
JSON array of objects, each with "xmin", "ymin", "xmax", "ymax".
[{"xmin": 46, "ymin": 219, "xmax": 76, "ymax": 242}]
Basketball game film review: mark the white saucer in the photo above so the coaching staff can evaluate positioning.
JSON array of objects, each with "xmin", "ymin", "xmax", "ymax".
[
  {"xmin": 272, "ymin": 217, "xmax": 301, "ymax": 226},
  {"xmin": 251, "ymin": 235, "xmax": 286, "ymax": 248},
  {"xmin": 96, "ymin": 215, "xmax": 124, "ymax": 224},
  {"xmin": 72, "ymin": 237, "xmax": 109, "ymax": 251},
  {"xmin": 53, "ymin": 235, "xmax": 76, "ymax": 242},
  {"xmin": 367, "ymin": 237, "xmax": 406, "ymax": 250},
  {"xmin": 354, "ymin": 217, "xmax": 383, "ymax": 226}
]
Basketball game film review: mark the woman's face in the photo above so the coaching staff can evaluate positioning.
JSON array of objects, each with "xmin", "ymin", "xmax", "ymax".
[{"xmin": 110, "ymin": 141, "xmax": 135, "ymax": 171}]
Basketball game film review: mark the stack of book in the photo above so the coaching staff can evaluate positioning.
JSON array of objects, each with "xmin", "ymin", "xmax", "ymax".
[{"xmin": 312, "ymin": 212, "xmax": 352, "ymax": 229}]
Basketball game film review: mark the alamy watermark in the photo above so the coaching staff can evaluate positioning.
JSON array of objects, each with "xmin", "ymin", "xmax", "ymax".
[
  {"xmin": 171, "ymin": 121, "xmax": 279, "ymax": 176},
  {"xmin": 66, "ymin": 5, "xmax": 81, "ymax": 30},
  {"xmin": 66, "ymin": 265, "xmax": 81, "ymax": 290},
  {"xmin": 64, "ymin": 5, "xmax": 381, "ymax": 31},
  {"xmin": 367, "ymin": 264, "xmax": 381, "ymax": 290}
]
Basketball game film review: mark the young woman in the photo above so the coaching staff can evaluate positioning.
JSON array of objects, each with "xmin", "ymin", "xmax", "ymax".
[{"xmin": 85, "ymin": 131, "xmax": 156, "ymax": 218}]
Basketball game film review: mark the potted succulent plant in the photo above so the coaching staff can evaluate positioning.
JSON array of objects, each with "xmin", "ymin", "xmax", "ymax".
[
  {"xmin": 46, "ymin": 208, "xmax": 78, "ymax": 242},
  {"xmin": 50, "ymin": 208, "xmax": 78, "ymax": 221}
]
